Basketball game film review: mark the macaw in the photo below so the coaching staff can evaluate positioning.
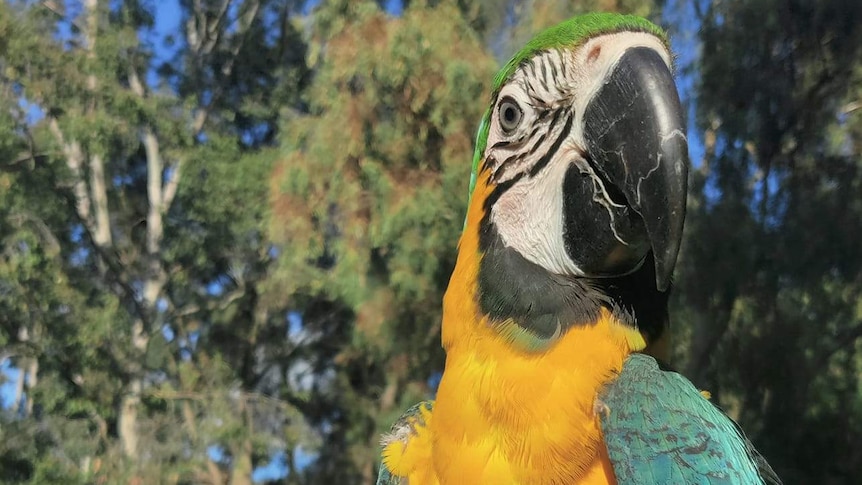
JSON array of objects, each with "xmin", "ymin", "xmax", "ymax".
[{"xmin": 377, "ymin": 13, "xmax": 780, "ymax": 485}]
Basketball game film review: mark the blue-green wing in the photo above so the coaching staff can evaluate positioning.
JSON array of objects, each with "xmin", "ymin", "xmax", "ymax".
[
  {"xmin": 376, "ymin": 460, "xmax": 403, "ymax": 485},
  {"xmin": 376, "ymin": 401, "xmax": 434, "ymax": 485},
  {"xmin": 600, "ymin": 354, "xmax": 781, "ymax": 485}
]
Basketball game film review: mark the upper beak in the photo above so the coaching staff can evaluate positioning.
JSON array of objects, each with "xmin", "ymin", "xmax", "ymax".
[{"xmin": 582, "ymin": 46, "xmax": 689, "ymax": 291}]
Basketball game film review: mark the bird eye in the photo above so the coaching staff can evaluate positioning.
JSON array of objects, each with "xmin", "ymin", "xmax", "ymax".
[{"xmin": 498, "ymin": 97, "xmax": 523, "ymax": 133}]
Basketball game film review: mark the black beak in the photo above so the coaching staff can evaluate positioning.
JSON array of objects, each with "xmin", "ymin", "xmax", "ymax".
[{"xmin": 582, "ymin": 46, "xmax": 689, "ymax": 291}]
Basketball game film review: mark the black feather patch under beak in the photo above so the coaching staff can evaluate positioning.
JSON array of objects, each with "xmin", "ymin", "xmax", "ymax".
[{"xmin": 575, "ymin": 46, "xmax": 689, "ymax": 292}]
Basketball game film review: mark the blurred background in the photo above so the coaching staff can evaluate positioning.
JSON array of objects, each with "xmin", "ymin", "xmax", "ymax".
[{"xmin": 0, "ymin": 0, "xmax": 860, "ymax": 483}]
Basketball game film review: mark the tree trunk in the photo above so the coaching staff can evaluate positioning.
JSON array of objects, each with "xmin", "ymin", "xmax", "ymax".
[
  {"xmin": 229, "ymin": 397, "xmax": 253, "ymax": 485},
  {"xmin": 24, "ymin": 355, "xmax": 37, "ymax": 417},
  {"xmin": 12, "ymin": 360, "xmax": 24, "ymax": 413},
  {"xmin": 118, "ymin": 375, "xmax": 142, "ymax": 457},
  {"xmin": 229, "ymin": 439, "xmax": 253, "ymax": 485}
]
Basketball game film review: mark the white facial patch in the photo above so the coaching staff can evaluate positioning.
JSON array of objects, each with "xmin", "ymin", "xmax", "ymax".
[
  {"xmin": 484, "ymin": 32, "xmax": 673, "ymax": 276},
  {"xmin": 492, "ymin": 147, "xmax": 588, "ymax": 276}
]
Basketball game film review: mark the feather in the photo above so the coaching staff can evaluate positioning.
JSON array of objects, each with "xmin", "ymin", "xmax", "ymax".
[{"xmin": 601, "ymin": 354, "xmax": 782, "ymax": 485}]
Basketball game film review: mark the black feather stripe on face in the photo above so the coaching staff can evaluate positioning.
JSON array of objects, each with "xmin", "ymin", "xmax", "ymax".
[
  {"xmin": 489, "ymin": 108, "xmax": 561, "ymax": 183},
  {"xmin": 485, "ymin": 49, "xmax": 575, "ymax": 186},
  {"xmin": 529, "ymin": 112, "xmax": 573, "ymax": 178}
]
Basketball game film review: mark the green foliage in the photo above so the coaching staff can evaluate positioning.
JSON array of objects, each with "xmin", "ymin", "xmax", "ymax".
[
  {"xmin": 268, "ymin": 2, "xmax": 497, "ymax": 480},
  {"xmin": 673, "ymin": 0, "xmax": 862, "ymax": 482},
  {"xmin": 1, "ymin": 0, "xmax": 309, "ymax": 482}
]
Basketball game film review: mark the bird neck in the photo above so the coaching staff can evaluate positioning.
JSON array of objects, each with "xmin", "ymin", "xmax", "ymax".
[
  {"xmin": 435, "ymin": 267, "xmax": 636, "ymax": 483},
  {"xmin": 430, "ymin": 172, "xmax": 642, "ymax": 482}
]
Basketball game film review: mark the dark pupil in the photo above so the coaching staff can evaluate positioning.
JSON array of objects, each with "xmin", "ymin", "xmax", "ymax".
[{"xmin": 504, "ymin": 106, "xmax": 517, "ymax": 123}]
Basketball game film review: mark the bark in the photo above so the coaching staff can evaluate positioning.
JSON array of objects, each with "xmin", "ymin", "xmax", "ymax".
[
  {"xmin": 361, "ymin": 462, "xmax": 374, "ymax": 485},
  {"xmin": 89, "ymin": 152, "xmax": 111, "ymax": 246},
  {"xmin": 77, "ymin": 0, "xmax": 147, "ymax": 459},
  {"xmin": 24, "ymin": 354, "xmax": 37, "ymax": 417},
  {"xmin": 116, "ymin": 77, "xmax": 171, "ymax": 464},
  {"xmin": 229, "ymin": 439, "xmax": 253, "ymax": 485},
  {"xmin": 12, "ymin": 327, "xmax": 26, "ymax": 413},
  {"xmin": 118, "ymin": 377, "xmax": 142, "ymax": 457},
  {"xmin": 229, "ymin": 396, "xmax": 253, "ymax": 485},
  {"xmin": 181, "ymin": 393, "xmax": 224, "ymax": 484}
]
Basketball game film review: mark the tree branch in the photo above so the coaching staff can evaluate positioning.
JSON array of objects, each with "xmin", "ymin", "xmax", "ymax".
[
  {"xmin": 48, "ymin": 117, "xmax": 95, "ymax": 235},
  {"xmin": 812, "ymin": 321, "xmax": 862, "ymax": 374},
  {"xmin": 188, "ymin": 0, "xmax": 262, "ymax": 136},
  {"xmin": 149, "ymin": 389, "xmax": 295, "ymax": 411},
  {"xmin": 842, "ymin": 100, "xmax": 861, "ymax": 115},
  {"xmin": 172, "ymin": 285, "xmax": 247, "ymax": 319},
  {"xmin": 7, "ymin": 211, "xmax": 62, "ymax": 256},
  {"xmin": 128, "ymin": 66, "xmax": 171, "ymax": 321}
]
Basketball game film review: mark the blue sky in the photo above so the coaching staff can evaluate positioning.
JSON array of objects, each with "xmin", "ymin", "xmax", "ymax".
[
  {"xmin": 665, "ymin": 0, "xmax": 706, "ymax": 168},
  {"xmin": 0, "ymin": 360, "xmax": 20, "ymax": 410}
]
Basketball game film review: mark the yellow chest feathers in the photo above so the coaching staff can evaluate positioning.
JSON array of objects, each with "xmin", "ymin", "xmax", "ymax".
[{"xmin": 382, "ymin": 309, "xmax": 642, "ymax": 485}]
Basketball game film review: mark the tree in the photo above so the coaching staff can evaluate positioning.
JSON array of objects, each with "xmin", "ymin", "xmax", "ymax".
[
  {"xmin": 674, "ymin": 0, "xmax": 862, "ymax": 482},
  {"xmin": 1, "ymin": 0, "xmax": 309, "ymax": 482}
]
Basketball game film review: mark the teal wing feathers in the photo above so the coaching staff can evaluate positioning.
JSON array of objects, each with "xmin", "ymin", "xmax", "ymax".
[
  {"xmin": 600, "ymin": 354, "xmax": 781, "ymax": 485},
  {"xmin": 376, "ymin": 401, "xmax": 434, "ymax": 485},
  {"xmin": 376, "ymin": 460, "xmax": 402, "ymax": 485}
]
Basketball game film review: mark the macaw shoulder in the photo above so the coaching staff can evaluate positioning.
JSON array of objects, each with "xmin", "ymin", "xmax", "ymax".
[
  {"xmin": 600, "ymin": 354, "xmax": 781, "ymax": 485},
  {"xmin": 378, "ymin": 401, "xmax": 437, "ymax": 485}
]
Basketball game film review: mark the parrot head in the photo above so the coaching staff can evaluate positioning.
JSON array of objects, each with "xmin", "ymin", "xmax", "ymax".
[{"xmin": 459, "ymin": 13, "xmax": 690, "ymax": 351}]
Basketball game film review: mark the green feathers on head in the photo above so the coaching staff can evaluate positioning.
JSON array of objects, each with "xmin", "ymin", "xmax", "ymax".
[{"xmin": 466, "ymin": 13, "xmax": 669, "ymax": 206}]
